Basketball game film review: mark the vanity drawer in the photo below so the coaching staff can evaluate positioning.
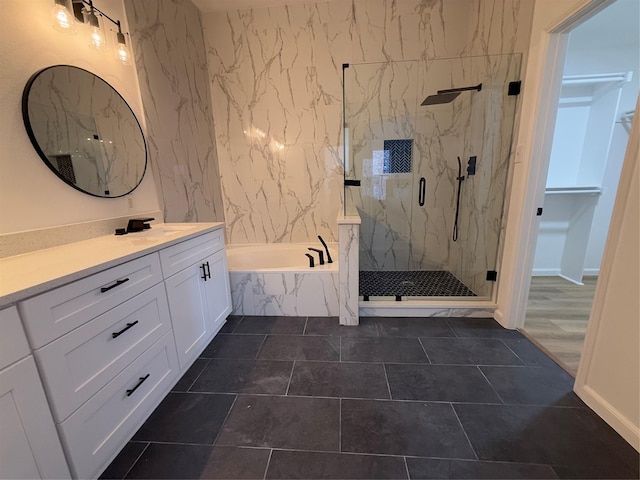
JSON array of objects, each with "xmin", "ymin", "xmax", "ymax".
[
  {"xmin": 0, "ymin": 306, "xmax": 30, "ymax": 369},
  {"xmin": 58, "ymin": 331, "xmax": 179, "ymax": 480},
  {"xmin": 19, "ymin": 253, "xmax": 163, "ymax": 348},
  {"xmin": 159, "ymin": 230, "xmax": 224, "ymax": 278},
  {"xmin": 35, "ymin": 283, "xmax": 171, "ymax": 422}
]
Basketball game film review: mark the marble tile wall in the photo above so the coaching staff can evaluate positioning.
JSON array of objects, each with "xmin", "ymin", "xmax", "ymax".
[{"xmin": 124, "ymin": 0, "xmax": 225, "ymax": 223}]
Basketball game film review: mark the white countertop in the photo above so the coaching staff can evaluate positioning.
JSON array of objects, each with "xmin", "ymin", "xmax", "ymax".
[{"xmin": 0, "ymin": 223, "xmax": 224, "ymax": 308}]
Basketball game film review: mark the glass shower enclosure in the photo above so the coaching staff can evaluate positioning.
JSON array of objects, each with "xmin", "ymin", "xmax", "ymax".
[{"xmin": 343, "ymin": 54, "xmax": 522, "ymax": 301}]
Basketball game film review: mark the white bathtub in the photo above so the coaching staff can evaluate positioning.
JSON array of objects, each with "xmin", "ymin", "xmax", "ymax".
[
  {"xmin": 227, "ymin": 243, "xmax": 338, "ymax": 271},
  {"xmin": 226, "ymin": 243, "xmax": 339, "ymax": 316}
]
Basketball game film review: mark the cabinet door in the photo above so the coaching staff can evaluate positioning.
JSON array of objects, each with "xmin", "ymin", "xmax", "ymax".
[
  {"xmin": 0, "ymin": 357, "xmax": 70, "ymax": 479},
  {"xmin": 165, "ymin": 262, "xmax": 210, "ymax": 370},
  {"xmin": 203, "ymin": 250, "xmax": 232, "ymax": 335}
]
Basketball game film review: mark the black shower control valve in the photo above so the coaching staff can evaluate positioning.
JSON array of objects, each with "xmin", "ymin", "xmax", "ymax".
[
  {"xmin": 536, "ymin": 207, "xmax": 543, "ymax": 216},
  {"xmin": 305, "ymin": 253, "xmax": 315, "ymax": 268},
  {"xmin": 308, "ymin": 248, "xmax": 325, "ymax": 265},
  {"xmin": 467, "ymin": 156, "xmax": 477, "ymax": 176},
  {"xmin": 344, "ymin": 179, "xmax": 361, "ymax": 187}
]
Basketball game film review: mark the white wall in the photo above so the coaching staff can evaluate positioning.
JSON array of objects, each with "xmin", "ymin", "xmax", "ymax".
[
  {"xmin": 0, "ymin": 0, "xmax": 161, "ymax": 235},
  {"xmin": 575, "ymin": 95, "xmax": 639, "ymax": 451}
]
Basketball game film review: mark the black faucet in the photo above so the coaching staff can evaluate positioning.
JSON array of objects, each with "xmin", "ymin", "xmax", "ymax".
[
  {"xmin": 115, "ymin": 218, "xmax": 155, "ymax": 235},
  {"xmin": 317, "ymin": 235, "xmax": 333, "ymax": 263},
  {"xmin": 308, "ymin": 248, "xmax": 325, "ymax": 265},
  {"xmin": 305, "ymin": 253, "xmax": 315, "ymax": 268}
]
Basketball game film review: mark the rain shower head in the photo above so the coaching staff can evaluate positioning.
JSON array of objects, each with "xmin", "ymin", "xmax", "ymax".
[{"xmin": 421, "ymin": 83, "xmax": 482, "ymax": 106}]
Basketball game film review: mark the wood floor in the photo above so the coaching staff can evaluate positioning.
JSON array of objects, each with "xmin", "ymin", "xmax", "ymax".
[{"xmin": 522, "ymin": 276, "xmax": 597, "ymax": 376}]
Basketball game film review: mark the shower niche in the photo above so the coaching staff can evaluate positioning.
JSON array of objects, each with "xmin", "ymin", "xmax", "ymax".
[{"xmin": 343, "ymin": 54, "xmax": 522, "ymax": 301}]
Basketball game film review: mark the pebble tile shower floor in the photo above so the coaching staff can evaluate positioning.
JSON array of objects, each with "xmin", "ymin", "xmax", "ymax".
[
  {"xmin": 359, "ymin": 271, "xmax": 476, "ymax": 297},
  {"xmin": 101, "ymin": 316, "xmax": 639, "ymax": 479}
]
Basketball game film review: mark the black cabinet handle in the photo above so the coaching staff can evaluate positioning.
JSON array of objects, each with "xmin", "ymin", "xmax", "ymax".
[
  {"xmin": 418, "ymin": 177, "xmax": 426, "ymax": 206},
  {"xmin": 101, "ymin": 278, "xmax": 130, "ymax": 293},
  {"xmin": 126, "ymin": 374, "xmax": 150, "ymax": 397},
  {"xmin": 112, "ymin": 320, "xmax": 139, "ymax": 339},
  {"xmin": 200, "ymin": 261, "xmax": 211, "ymax": 280}
]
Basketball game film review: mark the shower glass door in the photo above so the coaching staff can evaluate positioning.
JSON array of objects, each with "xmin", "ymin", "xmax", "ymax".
[{"xmin": 344, "ymin": 54, "xmax": 522, "ymax": 301}]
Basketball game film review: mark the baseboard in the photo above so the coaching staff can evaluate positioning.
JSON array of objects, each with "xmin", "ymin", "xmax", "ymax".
[
  {"xmin": 531, "ymin": 268, "xmax": 561, "ymax": 276},
  {"xmin": 559, "ymin": 273, "xmax": 584, "ymax": 286},
  {"xmin": 583, "ymin": 268, "xmax": 600, "ymax": 276},
  {"xmin": 574, "ymin": 384, "xmax": 640, "ymax": 453}
]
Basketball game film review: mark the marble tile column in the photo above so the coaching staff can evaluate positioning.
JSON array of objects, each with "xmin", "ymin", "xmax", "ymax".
[{"xmin": 338, "ymin": 215, "xmax": 361, "ymax": 326}]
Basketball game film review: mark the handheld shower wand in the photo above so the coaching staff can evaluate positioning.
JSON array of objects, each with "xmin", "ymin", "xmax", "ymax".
[
  {"xmin": 317, "ymin": 235, "xmax": 333, "ymax": 263},
  {"xmin": 453, "ymin": 156, "xmax": 465, "ymax": 242}
]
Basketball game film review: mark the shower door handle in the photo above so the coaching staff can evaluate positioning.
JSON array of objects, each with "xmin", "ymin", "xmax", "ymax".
[{"xmin": 418, "ymin": 177, "xmax": 426, "ymax": 206}]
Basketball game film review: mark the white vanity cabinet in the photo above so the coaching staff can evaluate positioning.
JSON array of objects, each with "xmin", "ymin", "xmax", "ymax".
[
  {"xmin": 0, "ymin": 306, "xmax": 71, "ymax": 479},
  {"xmin": 0, "ymin": 223, "xmax": 231, "ymax": 480},
  {"xmin": 162, "ymin": 230, "xmax": 231, "ymax": 370}
]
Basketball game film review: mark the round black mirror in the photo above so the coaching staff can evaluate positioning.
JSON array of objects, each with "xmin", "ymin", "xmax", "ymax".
[{"xmin": 22, "ymin": 65, "xmax": 147, "ymax": 198}]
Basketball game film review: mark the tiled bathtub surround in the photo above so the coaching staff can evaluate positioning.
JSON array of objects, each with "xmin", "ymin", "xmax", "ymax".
[
  {"xmin": 125, "ymin": 0, "xmax": 225, "ymax": 223},
  {"xmin": 203, "ymin": 0, "xmax": 534, "ymax": 245}
]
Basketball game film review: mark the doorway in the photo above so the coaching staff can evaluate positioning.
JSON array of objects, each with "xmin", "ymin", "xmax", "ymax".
[{"xmin": 522, "ymin": 0, "xmax": 639, "ymax": 376}]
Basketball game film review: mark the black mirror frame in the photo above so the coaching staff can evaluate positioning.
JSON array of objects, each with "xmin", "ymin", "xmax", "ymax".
[{"xmin": 21, "ymin": 65, "xmax": 148, "ymax": 198}]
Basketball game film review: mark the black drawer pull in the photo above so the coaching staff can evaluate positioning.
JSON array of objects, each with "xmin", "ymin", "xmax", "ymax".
[
  {"xmin": 101, "ymin": 278, "xmax": 130, "ymax": 293},
  {"xmin": 112, "ymin": 320, "xmax": 139, "ymax": 339},
  {"xmin": 126, "ymin": 374, "xmax": 150, "ymax": 397},
  {"xmin": 205, "ymin": 261, "xmax": 211, "ymax": 280},
  {"xmin": 200, "ymin": 263, "xmax": 207, "ymax": 281}
]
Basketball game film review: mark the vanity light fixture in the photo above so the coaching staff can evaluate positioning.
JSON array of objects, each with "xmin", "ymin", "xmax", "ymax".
[{"xmin": 51, "ymin": 0, "xmax": 132, "ymax": 66}]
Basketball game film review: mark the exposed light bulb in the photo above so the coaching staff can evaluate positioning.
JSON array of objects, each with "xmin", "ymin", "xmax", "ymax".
[
  {"xmin": 116, "ymin": 31, "xmax": 132, "ymax": 66},
  {"xmin": 51, "ymin": 0, "xmax": 76, "ymax": 34},
  {"xmin": 86, "ymin": 9, "xmax": 108, "ymax": 51}
]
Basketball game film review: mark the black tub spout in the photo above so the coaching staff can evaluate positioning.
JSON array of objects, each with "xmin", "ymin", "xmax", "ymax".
[
  {"xmin": 318, "ymin": 235, "xmax": 333, "ymax": 263},
  {"xmin": 308, "ymin": 248, "xmax": 325, "ymax": 265}
]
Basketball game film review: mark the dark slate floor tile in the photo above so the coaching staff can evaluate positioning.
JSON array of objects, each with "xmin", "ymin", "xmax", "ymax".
[
  {"xmin": 446, "ymin": 317, "xmax": 523, "ymax": 339},
  {"xmin": 376, "ymin": 317, "xmax": 455, "ymax": 338},
  {"xmin": 257, "ymin": 335, "xmax": 340, "ymax": 361},
  {"xmin": 552, "ymin": 464, "xmax": 640, "ymax": 479},
  {"xmin": 571, "ymin": 407, "xmax": 640, "ymax": 477},
  {"xmin": 124, "ymin": 443, "xmax": 214, "ymax": 479},
  {"xmin": 234, "ymin": 316, "xmax": 306, "ymax": 335},
  {"xmin": 171, "ymin": 358, "xmax": 210, "ymax": 392},
  {"xmin": 190, "ymin": 359, "xmax": 292, "ymax": 394},
  {"xmin": 100, "ymin": 442, "xmax": 148, "ymax": 479},
  {"xmin": 201, "ymin": 334, "xmax": 266, "ymax": 359},
  {"xmin": 480, "ymin": 366, "xmax": 584, "ymax": 406},
  {"xmin": 341, "ymin": 399, "xmax": 475, "ymax": 458},
  {"xmin": 132, "ymin": 393, "xmax": 235, "ymax": 444},
  {"xmin": 385, "ymin": 364, "xmax": 501, "ymax": 403},
  {"xmin": 453, "ymin": 403, "xmax": 635, "ymax": 470},
  {"xmin": 421, "ymin": 338, "xmax": 522, "ymax": 365},
  {"xmin": 501, "ymin": 338, "xmax": 562, "ymax": 368},
  {"xmin": 406, "ymin": 457, "xmax": 558, "ymax": 479},
  {"xmin": 220, "ymin": 315, "xmax": 243, "ymax": 333},
  {"xmin": 201, "ymin": 446, "xmax": 271, "ymax": 479},
  {"xmin": 305, "ymin": 317, "xmax": 379, "ymax": 336},
  {"xmin": 266, "ymin": 450, "xmax": 408, "ymax": 479},
  {"xmin": 288, "ymin": 361, "xmax": 390, "ymax": 399},
  {"xmin": 342, "ymin": 337, "xmax": 429, "ymax": 363},
  {"xmin": 216, "ymin": 395, "xmax": 339, "ymax": 451}
]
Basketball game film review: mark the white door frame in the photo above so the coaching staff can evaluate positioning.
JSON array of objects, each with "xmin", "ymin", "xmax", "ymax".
[{"xmin": 495, "ymin": 0, "xmax": 616, "ymax": 330}]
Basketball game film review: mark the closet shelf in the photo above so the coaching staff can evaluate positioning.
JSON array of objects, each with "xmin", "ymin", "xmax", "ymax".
[{"xmin": 545, "ymin": 186, "xmax": 602, "ymax": 195}]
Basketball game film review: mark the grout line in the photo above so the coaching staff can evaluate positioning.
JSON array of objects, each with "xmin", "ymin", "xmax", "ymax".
[
  {"xmin": 302, "ymin": 317, "xmax": 308, "ymax": 335},
  {"xmin": 285, "ymin": 361, "xmax": 296, "ymax": 396},
  {"xmin": 403, "ymin": 456, "xmax": 411, "ymax": 479},
  {"xmin": 183, "ymin": 358, "xmax": 211, "ymax": 392},
  {"xmin": 262, "ymin": 449, "xmax": 273, "ymax": 480},
  {"xmin": 417, "ymin": 337, "xmax": 432, "ymax": 364},
  {"xmin": 499, "ymin": 338, "xmax": 526, "ymax": 365},
  {"xmin": 211, "ymin": 394, "xmax": 238, "ymax": 446},
  {"xmin": 450, "ymin": 403, "xmax": 479, "ymax": 461},
  {"xmin": 339, "ymin": 336, "xmax": 342, "ymax": 362},
  {"xmin": 382, "ymin": 364, "xmax": 393, "ymax": 400},
  {"xmin": 475, "ymin": 365, "xmax": 505, "ymax": 405},
  {"xmin": 254, "ymin": 335, "xmax": 269, "ymax": 360},
  {"xmin": 121, "ymin": 442, "xmax": 150, "ymax": 479}
]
